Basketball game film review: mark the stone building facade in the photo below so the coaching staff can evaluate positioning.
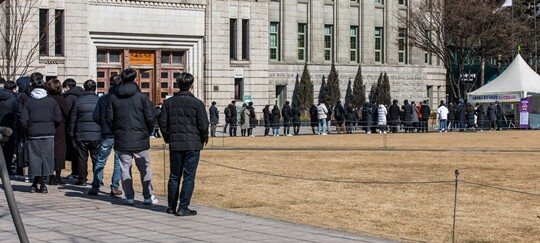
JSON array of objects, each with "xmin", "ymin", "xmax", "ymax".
[{"xmin": 3, "ymin": 0, "xmax": 445, "ymax": 114}]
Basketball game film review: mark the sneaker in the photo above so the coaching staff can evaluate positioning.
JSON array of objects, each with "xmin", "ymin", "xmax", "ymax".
[
  {"xmin": 125, "ymin": 199, "xmax": 135, "ymax": 206},
  {"xmin": 24, "ymin": 176, "xmax": 31, "ymax": 183},
  {"xmin": 65, "ymin": 174, "xmax": 78, "ymax": 180},
  {"xmin": 175, "ymin": 208, "xmax": 197, "ymax": 216},
  {"xmin": 88, "ymin": 189, "xmax": 99, "ymax": 196},
  {"xmin": 322, "ymin": 133, "xmax": 327, "ymax": 135},
  {"xmin": 287, "ymin": 134, "xmax": 292, "ymax": 136},
  {"xmin": 110, "ymin": 188, "xmax": 123, "ymax": 197},
  {"xmin": 74, "ymin": 179, "xmax": 87, "ymax": 186},
  {"xmin": 143, "ymin": 195, "xmax": 158, "ymax": 205},
  {"xmin": 166, "ymin": 207, "xmax": 177, "ymax": 214}
]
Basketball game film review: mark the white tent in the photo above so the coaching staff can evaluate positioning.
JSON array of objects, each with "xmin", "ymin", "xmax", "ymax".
[{"xmin": 467, "ymin": 54, "xmax": 540, "ymax": 103}]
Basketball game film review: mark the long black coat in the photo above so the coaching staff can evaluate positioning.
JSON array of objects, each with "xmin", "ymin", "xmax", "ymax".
[
  {"xmin": 271, "ymin": 108, "xmax": 281, "ymax": 128},
  {"xmin": 309, "ymin": 105, "xmax": 318, "ymax": 126},
  {"xmin": 388, "ymin": 104, "xmax": 400, "ymax": 123},
  {"xmin": 282, "ymin": 104, "xmax": 292, "ymax": 124},
  {"xmin": 291, "ymin": 106, "xmax": 301, "ymax": 124},
  {"xmin": 50, "ymin": 94, "xmax": 68, "ymax": 160},
  {"xmin": 107, "ymin": 82, "xmax": 155, "ymax": 151},
  {"xmin": 69, "ymin": 91, "xmax": 101, "ymax": 142},
  {"xmin": 159, "ymin": 91, "xmax": 208, "ymax": 151},
  {"xmin": 263, "ymin": 108, "xmax": 271, "ymax": 128}
]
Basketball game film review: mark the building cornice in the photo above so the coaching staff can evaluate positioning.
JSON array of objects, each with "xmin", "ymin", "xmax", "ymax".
[{"xmin": 89, "ymin": 0, "xmax": 206, "ymax": 10}]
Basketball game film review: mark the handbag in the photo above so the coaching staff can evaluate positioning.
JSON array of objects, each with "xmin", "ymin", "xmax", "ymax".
[{"xmin": 17, "ymin": 140, "xmax": 29, "ymax": 167}]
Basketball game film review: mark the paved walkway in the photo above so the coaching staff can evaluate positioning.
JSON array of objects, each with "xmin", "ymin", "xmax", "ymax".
[{"xmin": 0, "ymin": 179, "xmax": 392, "ymax": 243}]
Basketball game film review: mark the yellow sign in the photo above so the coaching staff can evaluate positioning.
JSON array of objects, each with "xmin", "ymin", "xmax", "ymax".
[{"xmin": 129, "ymin": 50, "xmax": 154, "ymax": 65}]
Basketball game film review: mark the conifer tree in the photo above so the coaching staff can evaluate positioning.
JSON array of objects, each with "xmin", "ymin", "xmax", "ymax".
[
  {"xmin": 375, "ymin": 72, "xmax": 384, "ymax": 105},
  {"xmin": 352, "ymin": 64, "xmax": 366, "ymax": 108},
  {"xmin": 324, "ymin": 63, "xmax": 341, "ymax": 108},
  {"xmin": 369, "ymin": 83, "xmax": 378, "ymax": 105},
  {"xmin": 318, "ymin": 75, "xmax": 326, "ymax": 104},
  {"xmin": 380, "ymin": 72, "xmax": 391, "ymax": 105},
  {"xmin": 297, "ymin": 63, "xmax": 314, "ymax": 112},
  {"xmin": 345, "ymin": 79, "xmax": 353, "ymax": 106}
]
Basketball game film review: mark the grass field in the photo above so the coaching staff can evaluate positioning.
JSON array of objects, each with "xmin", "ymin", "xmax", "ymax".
[{"xmin": 95, "ymin": 130, "xmax": 540, "ymax": 242}]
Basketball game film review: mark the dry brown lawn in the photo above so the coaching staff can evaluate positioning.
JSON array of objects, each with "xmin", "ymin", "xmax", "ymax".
[{"xmin": 92, "ymin": 130, "xmax": 540, "ymax": 242}]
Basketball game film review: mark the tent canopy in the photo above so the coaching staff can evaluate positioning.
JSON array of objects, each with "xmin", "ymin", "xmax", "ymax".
[{"xmin": 467, "ymin": 54, "xmax": 540, "ymax": 103}]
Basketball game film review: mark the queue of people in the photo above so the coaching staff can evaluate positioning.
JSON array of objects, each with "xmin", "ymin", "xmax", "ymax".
[
  {"xmin": 0, "ymin": 70, "xmax": 209, "ymax": 217},
  {"xmin": 212, "ymin": 98, "xmax": 509, "ymax": 137}
]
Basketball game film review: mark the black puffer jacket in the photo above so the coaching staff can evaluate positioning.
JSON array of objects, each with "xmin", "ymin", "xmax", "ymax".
[
  {"xmin": 69, "ymin": 91, "xmax": 101, "ymax": 142},
  {"xmin": 20, "ymin": 88, "xmax": 62, "ymax": 138},
  {"xmin": 282, "ymin": 104, "xmax": 292, "ymax": 123},
  {"xmin": 0, "ymin": 89, "xmax": 16, "ymax": 127},
  {"xmin": 64, "ymin": 86, "xmax": 83, "ymax": 111},
  {"xmin": 107, "ymin": 82, "xmax": 155, "ymax": 151},
  {"xmin": 158, "ymin": 91, "xmax": 209, "ymax": 151}
]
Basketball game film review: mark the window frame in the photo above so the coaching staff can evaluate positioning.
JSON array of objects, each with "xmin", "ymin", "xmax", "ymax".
[
  {"xmin": 298, "ymin": 23, "xmax": 307, "ymax": 61},
  {"xmin": 324, "ymin": 25, "xmax": 333, "ymax": 61},
  {"xmin": 375, "ymin": 27, "xmax": 384, "ymax": 63},
  {"xmin": 269, "ymin": 22, "xmax": 280, "ymax": 61},
  {"xmin": 350, "ymin": 26, "xmax": 359, "ymax": 63}
]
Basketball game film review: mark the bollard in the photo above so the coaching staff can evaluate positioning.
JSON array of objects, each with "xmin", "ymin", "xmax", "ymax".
[
  {"xmin": 0, "ymin": 127, "xmax": 29, "ymax": 243},
  {"xmin": 452, "ymin": 169, "xmax": 460, "ymax": 243}
]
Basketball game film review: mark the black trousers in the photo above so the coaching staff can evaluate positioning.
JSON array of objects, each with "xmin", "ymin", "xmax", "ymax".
[{"xmin": 76, "ymin": 141, "xmax": 100, "ymax": 181}]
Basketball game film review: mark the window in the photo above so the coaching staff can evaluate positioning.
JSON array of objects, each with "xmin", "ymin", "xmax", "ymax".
[
  {"xmin": 298, "ymin": 23, "xmax": 307, "ymax": 61},
  {"xmin": 269, "ymin": 22, "xmax": 280, "ymax": 61},
  {"xmin": 96, "ymin": 50, "xmax": 122, "ymax": 63},
  {"xmin": 324, "ymin": 25, "xmax": 333, "ymax": 61},
  {"xmin": 399, "ymin": 0, "xmax": 407, "ymax": 5},
  {"xmin": 230, "ymin": 19, "xmax": 237, "ymax": 60},
  {"xmin": 234, "ymin": 78, "xmax": 244, "ymax": 100},
  {"xmin": 350, "ymin": 26, "xmax": 358, "ymax": 62},
  {"xmin": 161, "ymin": 51, "xmax": 184, "ymax": 65},
  {"xmin": 54, "ymin": 10, "xmax": 64, "ymax": 56},
  {"xmin": 375, "ymin": 27, "xmax": 384, "ymax": 63},
  {"xmin": 39, "ymin": 9, "xmax": 49, "ymax": 56},
  {"xmin": 398, "ymin": 28, "xmax": 408, "ymax": 64},
  {"xmin": 242, "ymin": 19, "xmax": 250, "ymax": 60},
  {"xmin": 424, "ymin": 31, "xmax": 432, "ymax": 65},
  {"xmin": 374, "ymin": 0, "xmax": 383, "ymax": 4}
]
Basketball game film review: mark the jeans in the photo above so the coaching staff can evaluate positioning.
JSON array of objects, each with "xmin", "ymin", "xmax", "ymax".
[
  {"xmin": 91, "ymin": 138, "xmax": 121, "ymax": 190},
  {"xmin": 439, "ymin": 119, "xmax": 447, "ymax": 131},
  {"xmin": 168, "ymin": 150, "xmax": 200, "ymax": 210},
  {"xmin": 318, "ymin": 119, "xmax": 327, "ymax": 134}
]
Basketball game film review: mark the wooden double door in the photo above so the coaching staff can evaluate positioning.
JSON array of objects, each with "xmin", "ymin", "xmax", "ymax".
[{"xmin": 96, "ymin": 68, "xmax": 182, "ymax": 105}]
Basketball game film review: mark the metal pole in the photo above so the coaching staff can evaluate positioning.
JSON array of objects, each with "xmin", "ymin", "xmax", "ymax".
[
  {"xmin": 162, "ymin": 143, "xmax": 166, "ymax": 196},
  {"xmin": 452, "ymin": 169, "xmax": 460, "ymax": 243},
  {"xmin": 0, "ymin": 127, "xmax": 29, "ymax": 243},
  {"xmin": 535, "ymin": 0, "xmax": 538, "ymax": 72}
]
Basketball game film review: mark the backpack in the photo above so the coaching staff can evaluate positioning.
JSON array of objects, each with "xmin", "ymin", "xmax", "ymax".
[{"xmin": 224, "ymin": 107, "xmax": 231, "ymax": 117}]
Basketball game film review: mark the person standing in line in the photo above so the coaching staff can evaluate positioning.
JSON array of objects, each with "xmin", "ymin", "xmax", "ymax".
[
  {"xmin": 159, "ymin": 72, "xmax": 208, "ymax": 216},
  {"xmin": 457, "ymin": 102, "xmax": 467, "ymax": 131},
  {"xmin": 420, "ymin": 100, "xmax": 431, "ymax": 132},
  {"xmin": 291, "ymin": 103, "xmax": 301, "ymax": 135},
  {"xmin": 488, "ymin": 103, "xmax": 497, "ymax": 131},
  {"xmin": 401, "ymin": 100, "xmax": 413, "ymax": 133},
  {"xmin": 247, "ymin": 102, "xmax": 256, "ymax": 137},
  {"xmin": 362, "ymin": 102, "xmax": 373, "ymax": 134},
  {"xmin": 282, "ymin": 101, "xmax": 292, "ymax": 136},
  {"xmin": 263, "ymin": 105, "xmax": 271, "ymax": 136},
  {"xmin": 437, "ymin": 102, "xmax": 449, "ymax": 132},
  {"xmin": 309, "ymin": 104, "xmax": 318, "ymax": 134},
  {"xmin": 62, "ymin": 78, "xmax": 83, "ymax": 180},
  {"xmin": 14, "ymin": 77, "xmax": 32, "ymax": 181},
  {"xmin": 223, "ymin": 103, "xmax": 231, "ymax": 134},
  {"xmin": 466, "ymin": 103, "xmax": 476, "ymax": 130},
  {"xmin": 20, "ymin": 72, "xmax": 62, "ymax": 193},
  {"xmin": 447, "ymin": 102, "xmax": 456, "ymax": 131},
  {"xmin": 88, "ymin": 75, "xmax": 123, "ymax": 197},
  {"xmin": 151, "ymin": 104, "xmax": 162, "ymax": 138},
  {"xmin": 227, "ymin": 100, "xmax": 238, "ymax": 137},
  {"xmin": 345, "ymin": 103, "xmax": 355, "ymax": 134},
  {"xmin": 69, "ymin": 80, "xmax": 101, "ymax": 186},
  {"xmin": 107, "ymin": 68, "xmax": 157, "ymax": 206},
  {"xmin": 475, "ymin": 103, "xmax": 485, "ymax": 131},
  {"xmin": 411, "ymin": 101, "xmax": 419, "ymax": 133},
  {"xmin": 317, "ymin": 102, "xmax": 328, "ymax": 135},
  {"xmin": 240, "ymin": 103, "xmax": 249, "ymax": 137},
  {"xmin": 377, "ymin": 103, "xmax": 388, "ymax": 134},
  {"xmin": 0, "ymin": 81, "xmax": 17, "ymax": 174},
  {"xmin": 271, "ymin": 105, "xmax": 281, "ymax": 136},
  {"xmin": 45, "ymin": 79, "xmax": 69, "ymax": 185},
  {"xmin": 495, "ymin": 101, "xmax": 503, "ymax": 130},
  {"xmin": 388, "ymin": 99, "xmax": 400, "ymax": 133},
  {"xmin": 209, "ymin": 101, "xmax": 219, "ymax": 137},
  {"xmin": 334, "ymin": 101, "xmax": 345, "ymax": 134}
]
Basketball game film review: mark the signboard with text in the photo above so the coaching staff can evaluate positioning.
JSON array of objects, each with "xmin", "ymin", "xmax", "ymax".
[
  {"xmin": 129, "ymin": 50, "xmax": 155, "ymax": 65},
  {"xmin": 519, "ymin": 98, "xmax": 530, "ymax": 128},
  {"xmin": 468, "ymin": 93, "xmax": 521, "ymax": 103}
]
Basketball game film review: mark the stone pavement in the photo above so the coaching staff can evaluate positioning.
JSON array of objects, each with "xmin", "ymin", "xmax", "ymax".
[{"xmin": 0, "ymin": 179, "xmax": 393, "ymax": 243}]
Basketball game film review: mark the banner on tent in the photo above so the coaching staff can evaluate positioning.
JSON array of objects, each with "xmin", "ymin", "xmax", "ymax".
[{"xmin": 468, "ymin": 93, "xmax": 520, "ymax": 103}]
